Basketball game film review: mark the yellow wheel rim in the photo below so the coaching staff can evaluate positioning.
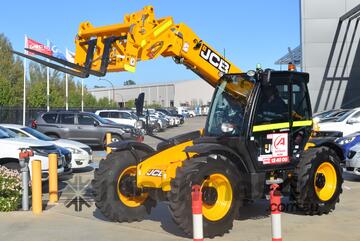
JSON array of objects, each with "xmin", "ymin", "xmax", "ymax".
[
  {"xmin": 201, "ymin": 174, "xmax": 233, "ymax": 221},
  {"xmin": 314, "ymin": 162, "xmax": 337, "ymax": 202},
  {"xmin": 117, "ymin": 166, "xmax": 148, "ymax": 208}
]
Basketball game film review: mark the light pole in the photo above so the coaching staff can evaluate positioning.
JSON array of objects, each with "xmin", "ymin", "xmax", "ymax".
[{"xmin": 99, "ymin": 78, "xmax": 115, "ymax": 104}]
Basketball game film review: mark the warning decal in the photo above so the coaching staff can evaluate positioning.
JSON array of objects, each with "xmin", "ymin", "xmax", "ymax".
[{"xmin": 258, "ymin": 133, "xmax": 289, "ymax": 165}]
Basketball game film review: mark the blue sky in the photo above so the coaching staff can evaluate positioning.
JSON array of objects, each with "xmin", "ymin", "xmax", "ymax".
[{"xmin": 0, "ymin": 0, "xmax": 300, "ymax": 88}]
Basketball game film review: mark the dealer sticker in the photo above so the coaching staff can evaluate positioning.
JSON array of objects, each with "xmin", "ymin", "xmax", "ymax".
[{"xmin": 258, "ymin": 133, "xmax": 289, "ymax": 165}]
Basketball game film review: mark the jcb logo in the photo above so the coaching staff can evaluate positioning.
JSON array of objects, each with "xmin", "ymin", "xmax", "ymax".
[
  {"xmin": 200, "ymin": 44, "xmax": 230, "ymax": 74},
  {"xmin": 146, "ymin": 169, "xmax": 162, "ymax": 177}
]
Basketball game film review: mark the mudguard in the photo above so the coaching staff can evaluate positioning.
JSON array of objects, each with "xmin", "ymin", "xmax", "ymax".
[
  {"xmin": 108, "ymin": 140, "xmax": 155, "ymax": 155},
  {"xmin": 185, "ymin": 143, "xmax": 250, "ymax": 173},
  {"xmin": 156, "ymin": 130, "xmax": 201, "ymax": 151},
  {"xmin": 308, "ymin": 137, "xmax": 345, "ymax": 161}
]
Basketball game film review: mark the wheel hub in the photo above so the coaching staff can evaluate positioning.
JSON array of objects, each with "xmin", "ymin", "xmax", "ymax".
[
  {"xmin": 202, "ymin": 186, "xmax": 218, "ymax": 206},
  {"xmin": 119, "ymin": 174, "xmax": 142, "ymax": 197},
  {"xmin": 315, "ymin": 173, "xmax": 326, "ymax": 189}
]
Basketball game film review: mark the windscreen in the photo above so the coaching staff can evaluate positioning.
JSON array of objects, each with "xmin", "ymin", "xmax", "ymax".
[
  {"xmin": 0, "ymin": 127, "xmax": 17, "ymax": 138},
  {"xmin": 205, "ymin": 74, "xmax": 254, "ymax": 136},
  {"xmin": 22, "ymin": 127, "xmax": 53, "ymax": 141}
]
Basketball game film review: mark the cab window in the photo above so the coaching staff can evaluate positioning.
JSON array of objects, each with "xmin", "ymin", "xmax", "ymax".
[
  {"xmin": 292, "ymin": 83, "xmax": 311, "ymax": 120},
  {"xmin": 98, "ymin": 112, "xmax": 109, "ymax": 118},
  {"xmin": 254, "ymin": 84, "xmax": 289, "ymax": 124}
]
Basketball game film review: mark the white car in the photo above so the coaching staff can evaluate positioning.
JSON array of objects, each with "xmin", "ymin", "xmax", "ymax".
[
  {"xmin": 346, "ymin": 143, "xmax": 360, "ymax": 175},
  {"xmin": 95, "ymin": 110, "xmax": 142, "ymax": 128},
  {"xmin": 188, "ymin": 110, "xmax": 196, "ymax": 117},
  {"xmin": 1, "ymin": 124, "xmax": 92, "ymax": 169},
  {"xmin": 0, "ymin": 127, "xmax": 64, "ymax": 180},
  {"xmin": 153, "ymin": 112, "xmax": 180, "ymax": 126},
  {"xmin": 317, "ymin": 108, "xmax": 360, "ymax": 137}
]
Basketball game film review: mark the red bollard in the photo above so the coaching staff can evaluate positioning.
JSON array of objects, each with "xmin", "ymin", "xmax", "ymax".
[
  {"xmin": 270, "ymin": 183, "xmax": 282, "ymax": 241},
  {"xmin": 192, "ymin": 185, "xmax": 203, "ymax": 241}
]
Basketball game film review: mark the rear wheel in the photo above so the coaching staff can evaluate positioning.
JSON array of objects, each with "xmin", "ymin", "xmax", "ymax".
[
  {"xmin": 168, "ymin": 156, "xmax": 243, "ymax": 238},
  {"xmin": 292, "ymin": 147, "xmax": 343, "ymax": 215},
  {"xmin": 92, "ymin": 150, "xmax": 156, "ymax": 222}
]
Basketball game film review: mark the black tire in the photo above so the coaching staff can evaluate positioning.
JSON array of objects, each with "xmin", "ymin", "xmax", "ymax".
[
  {"xmin": 111, "ymin": 134, "xmax": 122, "ymax": 143},
  {"xmin": 92, "ymin": 149, "xmax": 156, "ymax": 222},
  {"xmin": 154, "ymin": 123, "xmax": 161, "ymax": 133},
  {"xmin": 102, "ymin": 134, "xmax": 122, "ymax": 148},
  {"xmin": 292, "ymin": 146, "xmax": 343, "ymax": 215},
  {"xmin": 168, "ymin": 156, "xmax": 243, "ymax": 238},
  {"xmin": 2, "ymin": 161, "xmax": 21, "ymax": 171}
]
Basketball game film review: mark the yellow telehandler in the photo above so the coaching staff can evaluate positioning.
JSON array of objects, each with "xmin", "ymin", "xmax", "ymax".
[{"xmin": 14, "ymin": 6, "xmax": 344, "ymax": 238}]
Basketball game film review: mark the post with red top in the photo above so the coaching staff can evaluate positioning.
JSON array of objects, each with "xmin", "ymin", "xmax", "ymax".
[
  {"xmin": 19, "ymin": 148, "xmax": 34, "ymax": 211},
  {"xmin": 192, "ymin": 185, "xmax": 203, "ymax": 241},
  {"xmin": 267, "ymin": 179, "xmax": 283, "ymax": 241}
]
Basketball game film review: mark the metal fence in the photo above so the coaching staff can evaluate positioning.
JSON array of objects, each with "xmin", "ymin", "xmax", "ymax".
[{"xmin": 0, "ymin": 107, "xmax": 100, "ymax": 125}]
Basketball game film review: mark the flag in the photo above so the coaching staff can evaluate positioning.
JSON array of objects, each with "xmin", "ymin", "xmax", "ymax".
[
  {"xmin": 26, "ymin": 37, "xmax": 52, "ymax": 56},
  {"xmin": 66, "ymin": 48, "xmax": 75, "ymax": 63},
  {"xmin": 49, "ymin": 41, "xmax": 66, "ymax": 60}
]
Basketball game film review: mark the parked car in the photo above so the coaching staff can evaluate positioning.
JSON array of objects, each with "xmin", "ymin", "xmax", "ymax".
[
  {"xmin": 138, "ymin": 113, "xmax": 168, "ymax": 132},
  {"xmin": 314, "ymin": 109, "xmax": 349, "ymax": 123},
  {"xmin": 32, "ymin": 111, "xmax": 144, "ymax": 146},
  {"xmin": 1, "ymin": 124, "xmax": 92, "ymax": 169},
  {"xmin": 335, "ymin": 132, "xmax": 360, "ymax": 158},
  {"xmin": 153, "ymin": 112, "xmax": 180, "ymax": 126},
  {"xmin": 317, "ymin": 108, "xmax": 360, "ymax": 137},
  {"xmin": 0, "ymin": 127, "xmax": 64, "ymax": 180},
  {"xmin": 346, "ymin": 143, "xmax": 360, "ymax": 175},
  {"xmin": 95, "ymin": 110, "xmax": 143, "ymax": 129},
  {"xmin": 155, "ymin": 108, "xmax": 184, "ymax": 124},
  {"xmin": 188, "ymin": 110, "xmax": 196, "ymax": 117}
]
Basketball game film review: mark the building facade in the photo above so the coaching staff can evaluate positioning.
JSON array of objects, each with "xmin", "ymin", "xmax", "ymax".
[
  {"xmin": 88, "ymin": 79, "xmax": 214, "ymax": 108},
  {"xmin": 301, "ymin": 0, "xmax": 360, "ymax": 112}
]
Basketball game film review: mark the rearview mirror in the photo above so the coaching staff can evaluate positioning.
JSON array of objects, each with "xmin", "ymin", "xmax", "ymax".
[
  {"xmin": 347, "ymin": 118, "xmax": 360, "ymax": 125},
  {"xmin": 94, "ymin": 121, "xmax": 99, "ymax": 126}
]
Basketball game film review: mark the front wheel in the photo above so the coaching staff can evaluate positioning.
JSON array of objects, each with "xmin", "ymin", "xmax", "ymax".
[
  {"xmin": 92, "ymin": 150, "xmax": 156, "ymax": 222},
  {"xmin": 168, "ymin": 156, "xmax": 243, "ymax": 238},
  {"xmin": 292, "ymin": 147, "xmax": 343, "ymax": 215}
]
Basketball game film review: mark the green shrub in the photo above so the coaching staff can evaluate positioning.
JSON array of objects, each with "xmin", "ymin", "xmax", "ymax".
[{"xmin": 0, "ymin": 166, "xmax": 22, "ymax": 211}]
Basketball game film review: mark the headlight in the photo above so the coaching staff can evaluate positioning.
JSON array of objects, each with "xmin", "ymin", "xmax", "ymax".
[
  {"xmin": 337, "ymin": 137, "xmax": 355, "ymax": 145},
  {"xmin": 65, "ymin": 147, "xmax": 83, "ymax": 154}
]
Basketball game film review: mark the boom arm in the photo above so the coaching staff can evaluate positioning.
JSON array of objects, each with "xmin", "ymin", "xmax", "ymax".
[{"xmin": 14, "ymin": 6, "xmax": 241, "ymax": 87}]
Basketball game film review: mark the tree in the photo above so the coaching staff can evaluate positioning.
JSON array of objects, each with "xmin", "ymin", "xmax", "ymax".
[
  {"xmin": 0, "ymin": 33, "xmax": 23, "ymax": 106},
  {"xmin": 124, "ymin": 79, "xmax": 136, "ymax": 86}
]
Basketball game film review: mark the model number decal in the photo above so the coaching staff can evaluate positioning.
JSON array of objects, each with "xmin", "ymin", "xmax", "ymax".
[
  {"xmin": 146, "ymin": 169, "xmax": 162, "ymax": 177},
  {"xmin": 200, "ymin": 44, "xmax": 230, "ymax": 73}
]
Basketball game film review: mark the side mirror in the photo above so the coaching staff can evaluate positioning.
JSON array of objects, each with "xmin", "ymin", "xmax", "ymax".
[
  {"xmin": 135, "ymin": 92, "xmax": 145, "ymax": 116},
  {"xmin": 347, "ymin": 118, "xmax": 360, "ymax": 125},
  {"xmin": 221, "ymin": 123, "xmax": 235, "ymax": 133},
  {"xmin": 94, "ymin": 121, "xmax": 100, "ymax": 126}
]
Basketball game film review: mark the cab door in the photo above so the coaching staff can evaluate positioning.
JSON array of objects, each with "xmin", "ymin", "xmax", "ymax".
[{"xmin": 248, "ymin": 81, "xmax": 292, "ymax": 170}]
